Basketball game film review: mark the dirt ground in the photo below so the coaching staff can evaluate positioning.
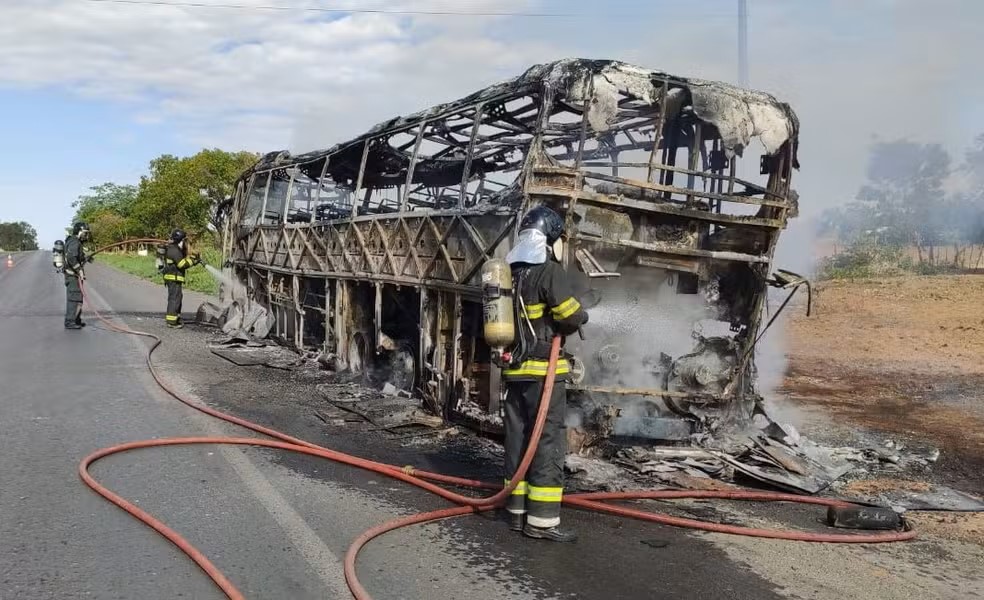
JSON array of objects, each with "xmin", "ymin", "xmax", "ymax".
[{"xmin": 780, "ymin": 274, "xmax": 984, "ymax": 542}]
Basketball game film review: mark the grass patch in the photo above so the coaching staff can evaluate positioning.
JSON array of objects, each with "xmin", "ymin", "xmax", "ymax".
[
  {"xmin": 817, "ymin": 238, "xmax": 965, "ymax": 281},
  {"xmin": 97, "ymin": 247, "xmax": 220, "ymax": 295}
]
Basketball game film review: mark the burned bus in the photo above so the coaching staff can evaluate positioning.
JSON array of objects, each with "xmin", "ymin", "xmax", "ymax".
[{"xmin": 218, "ymin": 59, "xmax": 802, "ymax": 443}]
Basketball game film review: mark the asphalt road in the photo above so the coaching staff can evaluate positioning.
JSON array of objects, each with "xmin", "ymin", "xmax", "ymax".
[
  {"xmin": 8, "ymin": 250, "xmax": 975, "ymax": 600},
  {"xmin": 0, "ymin": 251, "xmax": 780, "ymax": 599},
  {"xmin": 0, "ymin": 251, "xmax": 363, "ymax": 599}
]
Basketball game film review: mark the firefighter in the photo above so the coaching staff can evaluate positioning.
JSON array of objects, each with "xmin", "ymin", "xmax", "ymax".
[
  {"xmin": 501, "ymin": 205, "xmax": 588, "ymax": 542},
  {"xmin": 63, "ymin": 222, "xmax": 92, "ymax": 330},
  {"xmin": 162, "ymin": 228, "xmax": 202, "ymax": 328}
]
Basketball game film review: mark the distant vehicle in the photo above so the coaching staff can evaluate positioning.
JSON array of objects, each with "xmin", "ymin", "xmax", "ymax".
[{"xmin": 219, "ymin": 58, "xmax": 803, "ymax": 443}]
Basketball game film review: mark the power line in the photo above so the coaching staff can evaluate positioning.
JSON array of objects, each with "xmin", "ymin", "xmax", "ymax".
[
  {"xmin": 80, "ymin": 0, "xmax": 583, "ymax": 17},
  {"xmin": 80, "ymin": 0, "xmax": 738, "ymax": 19}
]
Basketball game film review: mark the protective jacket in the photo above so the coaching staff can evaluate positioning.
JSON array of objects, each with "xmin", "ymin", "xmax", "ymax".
[
  {"xmin": 502, "ymin": 260, "xmax": 588, "ymax": 381},
  {"xmin": 63, "ymin": 234, "xmax": 87, "ymax": 327},
  {"xmin": 501, "ymin": 258, "xmax": 587, "ymax": 531},
  {"xmin": 63, "ymin": 235, "xmax": 86, "ymax": 278},
  {"xmin": 162, "ymin": 243, "xmax": 196, "ymax": 283}
]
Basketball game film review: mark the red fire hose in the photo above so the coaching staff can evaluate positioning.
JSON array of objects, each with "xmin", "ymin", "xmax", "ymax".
[
  {"xmin": 88, "ymin": 238, "xmax": 170, "ymax": 257},
  {"xmin": 75, "ymin": 261, "xmax": 915, "ymax": 600}
]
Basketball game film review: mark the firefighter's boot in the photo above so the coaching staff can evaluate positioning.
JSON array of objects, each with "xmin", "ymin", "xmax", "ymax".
[{"xmin": 522, "ymin": 524, "xmax": 577, "ymax": 543}]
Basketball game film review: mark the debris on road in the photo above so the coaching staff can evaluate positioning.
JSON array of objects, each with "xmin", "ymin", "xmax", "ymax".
[
  {"xmin": 207, "ymin": 338, "xmax": 302, "ymax": 370},
  {"xmin": 826, "ymin": 505, "xmax": 903, "ymax": 530},
  {"xmin": 203, "ymin": 327, "xmax": 962, "ymax": 503},
  {"xmin": 839, "ymin": 479, "xmax": 984, "ymax": 513},
  {"xmin": 316, "ymin": 382, "xmax": 443, "ymax": 431}
]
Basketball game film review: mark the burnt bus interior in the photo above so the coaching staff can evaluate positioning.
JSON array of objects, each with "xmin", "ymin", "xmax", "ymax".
[{"xmin": 221, "ymin": 59, "xmax": 801, "ymax": 442}]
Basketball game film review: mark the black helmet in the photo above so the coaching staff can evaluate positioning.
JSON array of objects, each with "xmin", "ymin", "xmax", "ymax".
[
  {"xmin": 519, "ymin": 205, "xmax": 565, "ymax": 244},
  {"xmin": 171, "ymin": 228, "xmax": 187, "ymax": 243},
  {"xmin": 72, "ymin": 221, "xmax": 89, "ymax": 236}
]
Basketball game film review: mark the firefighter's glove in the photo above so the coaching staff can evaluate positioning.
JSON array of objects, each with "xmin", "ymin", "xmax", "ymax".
[
  {"xmin": 193, "ymin": 252, "xmax": 202, "ymax": 265},
  {"xmin": 86, "ymin": 255, "xmax": 94, "ymax": 263}
]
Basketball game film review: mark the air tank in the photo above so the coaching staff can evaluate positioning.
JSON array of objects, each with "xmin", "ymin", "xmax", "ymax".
[
  {"xmin": 481, "ymin": 258, "xmax": 515, "ymax": 355},
  {"xmin": 52, "ymin": 240, "xmax": 64, "ymax": 271},
  {"xmin": 155, "ymin": 244, "xmax": 167, "ymax": 272}
]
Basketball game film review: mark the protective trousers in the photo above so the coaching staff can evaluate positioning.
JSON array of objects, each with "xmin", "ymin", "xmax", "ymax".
[
  {"xmin": 64, "ymin": 275, "xmax": 82, "ymax": 326},
  {"xmin": 503, "ymin": 379, "xmax": 566, "ymax": 528},
  {"xmin": 165, "ymin": 280, "xmax": 183, "ymax": 325}
]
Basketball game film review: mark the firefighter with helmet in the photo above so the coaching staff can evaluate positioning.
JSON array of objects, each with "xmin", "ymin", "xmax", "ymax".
[
  {"xmin": 162, "ymin": 228, "xmax": 202, "ymax": 328},
  {"xmin": 501, "ymin": 204, "xmax": 588, "ymax": 542},
  {"xmin": 63, "ymin": 221, "xmax": 93, "ymax": 330}
]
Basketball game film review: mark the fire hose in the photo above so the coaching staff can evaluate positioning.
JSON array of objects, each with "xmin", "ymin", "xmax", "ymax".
[
  {"xmin": 75, "ymin": 248, "xmax": 916, "ymax": 600},
  {"xmin": 87, "ymin": 238, "xmax": 171, "ymax": 258}
]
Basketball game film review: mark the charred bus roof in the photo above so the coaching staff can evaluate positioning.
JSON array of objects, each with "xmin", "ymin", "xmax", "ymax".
[{"xmin": 238, "ymin": 58, "xmax": 800, "ymax": 191}]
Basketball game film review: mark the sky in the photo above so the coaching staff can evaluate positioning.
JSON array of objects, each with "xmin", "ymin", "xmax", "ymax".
[{"xmin": 1, "ymin": 0, "xmax": 982, "ymax": 260}]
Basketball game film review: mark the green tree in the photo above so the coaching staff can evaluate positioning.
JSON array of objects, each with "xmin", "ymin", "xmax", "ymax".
[
  {"xmin": 131, "ymin": 149, "xmax": 257, "ymax": 243},
  {"xmin": 71, "ymin": 182, "xmax": 140, "ymax": 245},
  {"xmin": 66, "ymin": 149, "xmax": 257, "ymax": 250},
  {"xmin": 72, "ymin": 182, "xmax": 139, "ymax": 222},
  {"xmin": 0, "ymin": 221, "xmax": 39, "ymax": 250},
  {"xmin": 191, "ymin": 149, "xmax": 258, "ymax": 234}
]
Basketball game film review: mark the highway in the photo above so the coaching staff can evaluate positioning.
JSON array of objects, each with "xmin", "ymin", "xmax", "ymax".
[{"xmin": 5, "ymin": 250, "xmax": 973, "ymax": 600}]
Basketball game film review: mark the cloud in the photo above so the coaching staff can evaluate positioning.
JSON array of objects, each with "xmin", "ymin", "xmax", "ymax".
[
  {"xmin": 2, "ymin": 0, "xmax": 981, "ymax": 227},
  {"xmin": 0, "ymin": 0, "xmax": 551, "ymax": 151}
]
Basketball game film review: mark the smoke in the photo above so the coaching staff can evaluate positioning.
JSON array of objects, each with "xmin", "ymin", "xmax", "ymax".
[
  {"xmin": 205, "ymin": 264, "xmax": 248, "ymax": 307},
  {"xmin": 570, "ymin": 270, "xmax": 734, "ymax": 419}
]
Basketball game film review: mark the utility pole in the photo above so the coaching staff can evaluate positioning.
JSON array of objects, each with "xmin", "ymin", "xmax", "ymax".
[{"xmin": 738, "ymin": 0, "xmax": 749, "ymax": 87}]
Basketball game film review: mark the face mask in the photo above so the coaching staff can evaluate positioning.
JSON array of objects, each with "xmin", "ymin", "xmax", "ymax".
[{"xmin": 551, "ymin": 238, "xmax": 565, "ymax": 262}]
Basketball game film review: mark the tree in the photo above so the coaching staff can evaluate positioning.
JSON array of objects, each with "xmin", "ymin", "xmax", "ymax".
[
  {"xmin": 857, "ymin": 140, "xmax": 950, "ymax": 250},
  {"xmin": 130, "ymin": 149, "xmax": 257, "ymax": 243},
  {"xmin": 0, "ymin": 221, "xmax": 39, "ymax": 250},
  {"xmin": 71, "ymin": 183, "xmax": 140, "ymax": 246},
  {"xmin": 69, "ymin": 149, "xmax": 258, "ymax": 248},
  {"xmin": 958, "ymin": 134, "xmax": 984, "ymax": 267},
  {"xmin": 820, "ymin": 136, "xmax": 984, "ymax": 270},
  {"xmin": 72, "ymin": 182, "xmax": 139, "ymax": 221},
  {"xmin": 189, "ymin": 149, "xmax": 258, "ymax": 234},
  {"xmin": 89, "ymin": 211, "xmax": 130, "ymax": 246},
  {"xmin": 820, "ymin": 140, "xmax": 952, "ymax": 263}
]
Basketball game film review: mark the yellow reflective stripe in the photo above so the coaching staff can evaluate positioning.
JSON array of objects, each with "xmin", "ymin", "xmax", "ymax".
[
  {"xmin": 165, "ymin": 315, "xmax": 179, "ymax": 322},
  {"xmin": 528, "ymin": 486, "xmax": 564, "ymax": 503},
  {"xmin": 551, "ymin": 297, "xmax": 581, "ymax": 320},
  {"xmin": 502, "ymin": 359, "xmax": 571, "ymax": 377},
  {"xmin": 177, "ymin": 258, "xmax": 194, "ymax": 269},
  {"xmin": 522, "ymin": 303, "xmax": 545, "ymax": 319},
  {"xmin": 504, "ymin": 480, "xmax": 528, "ymax": 496},
  {"xmin": 163, "ymin": 274, "xmax": 186, "ymax": 282}
]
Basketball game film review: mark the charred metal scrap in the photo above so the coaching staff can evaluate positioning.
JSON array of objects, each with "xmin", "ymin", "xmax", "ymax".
[{"xmin": 211, "ymin": 58, "xmax": 803, "ymax": 451}]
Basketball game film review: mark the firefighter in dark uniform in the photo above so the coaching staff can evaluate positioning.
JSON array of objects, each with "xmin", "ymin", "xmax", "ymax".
[
  {"xmin": 162, "ymin": 228, "xmax": 201, "ymax": 328},
  {"xmin": 502, "ymin": 205, "xmax": 588, "ymax": 542},
  {"xmin": 63, "ymin": 222, "xmax": 92, "ymax": 330}
]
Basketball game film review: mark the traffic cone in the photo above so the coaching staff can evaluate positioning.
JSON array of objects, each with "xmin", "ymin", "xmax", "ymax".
[{"xmin": 5, "ymin": 255, "xmax": 12, "ymax": 268}]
